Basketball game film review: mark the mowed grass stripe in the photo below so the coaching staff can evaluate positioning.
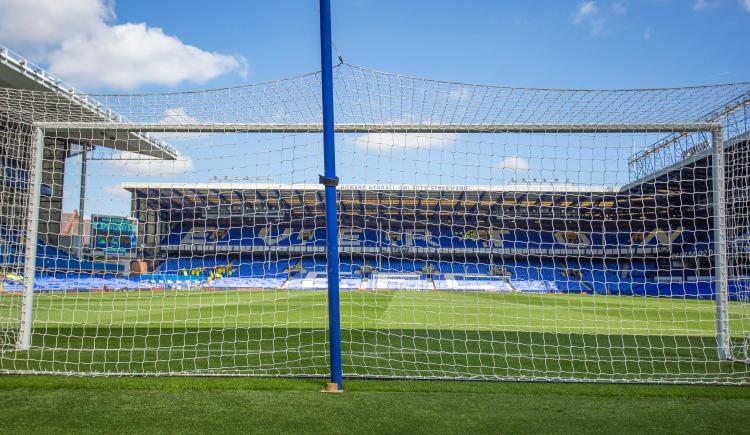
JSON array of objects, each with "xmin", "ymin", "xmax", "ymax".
[
  {"xmin": 1, "ymin": 290, "xmax": 747, "ymax": 335},
  {"xmin": 2, "ymin": 329, "xmax": 749, "ymax": 382}
]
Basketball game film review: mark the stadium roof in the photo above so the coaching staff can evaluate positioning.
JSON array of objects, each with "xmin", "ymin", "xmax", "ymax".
[
  {"xmin": 122, "ymin": 182, "xmax": 626, "ymax": 216},
  {"xmin": 0, "ymin": 45, "xmax": 177, "ymax": 160},
  {"xmin": 121, "ymin": 182, "xmax": 620, "ymax": 193},
  {"xmin": 622, "ymin": 129, "xmax": 750, "ymax": 193},
  {"xmin": 122, "ymin": 182, "xmax": 674, "ymax": 224}
]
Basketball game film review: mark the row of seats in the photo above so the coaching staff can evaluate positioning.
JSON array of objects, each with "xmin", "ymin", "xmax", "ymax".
[
  {"xmin": 7, "ymin": 272, "xmax": 740, "ymax": 300},
  {"xmin": 4, "ymin": 246, "xmax": 743, "ymax": 299},
  {"xmin": 153, "ymin": 255, "xmax": 671, "ymax": 291},
  {"xmin": 0, "ymin": 229, "xmax": 121, "ymax": 273},
  {"xmin": 159, "ymin": 224, "xmax": 708, "ymax": 249}
]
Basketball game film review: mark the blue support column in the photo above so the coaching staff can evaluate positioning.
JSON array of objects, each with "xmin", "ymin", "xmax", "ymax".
[{"xmin": 319, "ymin": 0, "xmax": 343, "ymax": 391}]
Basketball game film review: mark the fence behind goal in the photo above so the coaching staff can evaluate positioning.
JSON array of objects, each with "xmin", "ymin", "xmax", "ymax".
[{"xmin": 1, "ymin": 64, "xmax": 750, "ymax": 383}]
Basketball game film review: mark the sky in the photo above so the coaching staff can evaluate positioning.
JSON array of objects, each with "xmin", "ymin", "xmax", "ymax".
[
  {"xmin": 2, "ymin": 0, "xmax": 749, "ymax": 91},
  {"xmin": 0, "ymin": 0, "xmax": 749, "ymax": 217}
]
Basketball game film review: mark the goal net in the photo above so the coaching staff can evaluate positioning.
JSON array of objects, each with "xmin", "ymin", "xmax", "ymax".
[{"xmin": 1, "ymin": 64, "xmax": 749, "ymax": 383}]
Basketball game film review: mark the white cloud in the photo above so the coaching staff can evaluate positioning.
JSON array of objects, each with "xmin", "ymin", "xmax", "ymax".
[
  {"xmin": 495, "ymin": 156, "xmax": 531, "ymax": 172},
  {"xmin": 353, "ymin": 133, "xmax": 458, "ymax": 151},
  {"xmin": 107, "ymin": 150, "xmax": 194, "ymax": 176},
  {"xmin": 742, "ymin": 0, "xmax": 750, "ymax": 11},
  {"xmin": 643, "ymin": 27, "xmax": 653, "ymax": 40},
  {"xmin": 0, "ymin": 0, "xmax": 246, "ymax": 89},
  {"xmin": 611, "ymin": 1, "xmax": 627, "ymax": 14},
  {"xmin": 573, "ymin": 1, "xmax": 628, "ymax": 35},
  {"xmin": 153, "ymin": 107, "xmax": 209, "ymax": 139},
  {"xmin": 49, "ymin": 23, "xmax": 246, "ymax": 89},
  {"xmin": 573, "ymin": 1, "xmax": 606, "ymax": 35},
  {"xmin": 161, "ymin": 107, "xmax": 199, "ymax": 124},
  {"xmin": 694, "ymin": 0, "xmax": 719, "ymax": 10},
  {"xmin": 574, "ymin": 1, "xmax": 599, "ymax": 24},
  {"xmin": 0, "ymin": 0, "xmax": 111, "ymax": 57},
  {"xmin": 102, "ymin": 184, "xmax": 132, "ymax": 199}
]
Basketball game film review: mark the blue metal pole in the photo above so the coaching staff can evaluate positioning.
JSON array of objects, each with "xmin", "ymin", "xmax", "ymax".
[{"xmin": 319, "ymin": 0, "xmax": 343, "ymax": 391}]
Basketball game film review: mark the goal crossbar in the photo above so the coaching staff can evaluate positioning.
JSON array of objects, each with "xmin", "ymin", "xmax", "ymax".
[{"xmin": 34, "ymin": 122, "xmax": 722, "ymax": 135}]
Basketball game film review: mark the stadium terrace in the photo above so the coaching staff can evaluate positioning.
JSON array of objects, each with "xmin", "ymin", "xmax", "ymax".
[{"xmin": 113, "ymin": 173, "xmax": 733, "ymax": 298}]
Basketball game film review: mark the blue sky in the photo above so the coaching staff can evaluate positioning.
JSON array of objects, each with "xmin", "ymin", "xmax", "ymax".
[
  {"xmin": 3, "ymin": 0, "xmax": 749, "ymax": 91},
  {"xmin": 1, "ymin": 0, "xmax": 749, "ymax": 218},
  {"xmin": 99, "ymin": 0, "xmax": 750, "ymax": 89}
]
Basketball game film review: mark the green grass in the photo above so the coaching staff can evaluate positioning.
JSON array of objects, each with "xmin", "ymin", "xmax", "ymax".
[
  {"xmin": 1, "ymin": 290, "xmax": 749, "ymax": 383},
  {"xmin": 1, "ymin": 376, "xmax": 750, "ymax": 434},
  {"xmin": 3, "ymin": 290, "xmax": 742, "ymax": 333},
  {"xmin": 2, "ymin": 290, "xmax": 750, "ymax": 432}
]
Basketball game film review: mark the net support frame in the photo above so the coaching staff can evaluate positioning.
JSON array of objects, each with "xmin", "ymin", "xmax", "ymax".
[
  {"xmin": 16, "ymin": 127, "xmax": 45, "ymax": 351},
  {"xmin": 319, "ymin": 0, "xmax": 343, "ymax": 392},
  {"xmin": 712, "ymin": 126, "xmax": 732, "ymax": 361}
]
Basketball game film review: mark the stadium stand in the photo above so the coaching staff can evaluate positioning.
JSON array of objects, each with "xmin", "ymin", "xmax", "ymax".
[
  {"xmin": 0, "ymin": 44, "xmax": 174, "ymax": 288},
  {"xmin": 0, "ymin": 44, "xmax": 746, "ymax": 302},
  {"xmin": 91, "ymin": 180, "xmax": 742, "ymax": 299}
]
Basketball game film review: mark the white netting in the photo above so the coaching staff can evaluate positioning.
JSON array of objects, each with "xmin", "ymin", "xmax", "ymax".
[{"xmin": 0, "ymin": 64, "xmax": 749, "ymax": 383}]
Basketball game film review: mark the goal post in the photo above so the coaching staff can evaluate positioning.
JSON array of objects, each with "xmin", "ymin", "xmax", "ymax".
[
  {"xmin": 712, "ymin": 127, "xmax": 731, "ymax": 361},
  {"xmin": 15, "ymin": 127, "xmax": 44, "ymax": 351}
]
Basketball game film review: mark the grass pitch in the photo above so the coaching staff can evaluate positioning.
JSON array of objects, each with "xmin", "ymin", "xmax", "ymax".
[
  {"xmin": 1, "ymin": 376, "xmax": 750, "ymax": 434},
  {"xmin": 2, "ymin": 290, "xmax": 749, "ymax": 383},
  {"xmin": 2, "ymin": 290, "xmax": 750, "ymax": 433}
]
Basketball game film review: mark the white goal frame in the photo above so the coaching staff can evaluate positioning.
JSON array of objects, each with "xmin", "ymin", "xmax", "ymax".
[{"xmin": 17, "ymin": 121, "xmax": 733, "ymax": 365}]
